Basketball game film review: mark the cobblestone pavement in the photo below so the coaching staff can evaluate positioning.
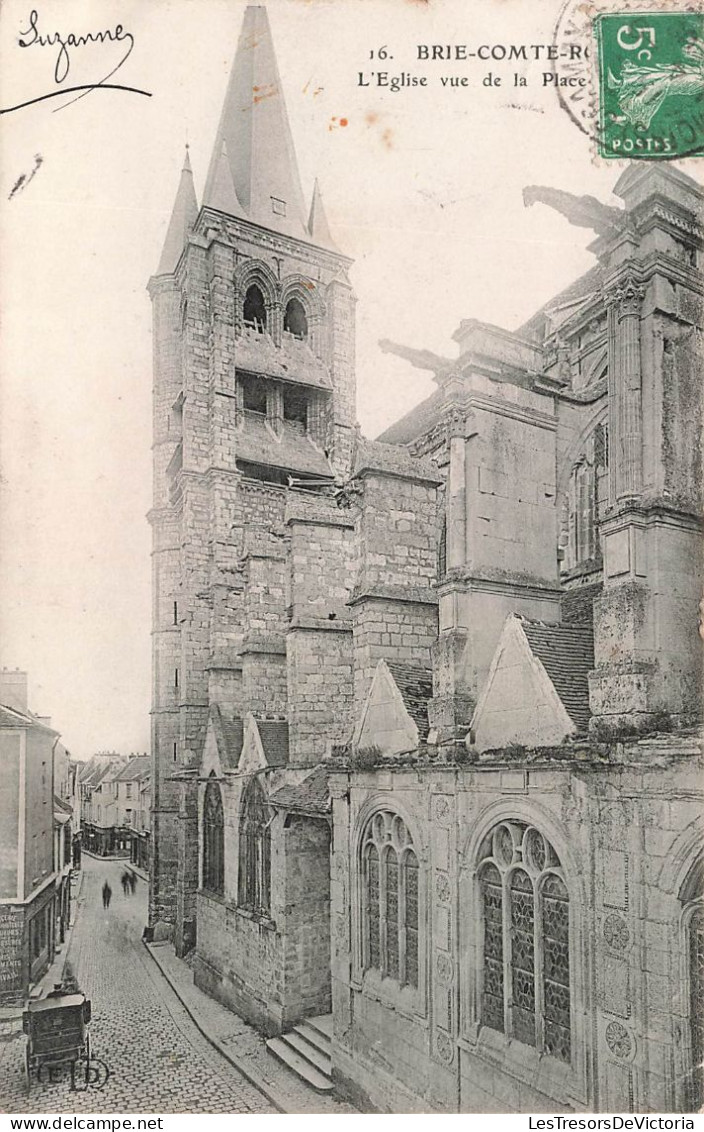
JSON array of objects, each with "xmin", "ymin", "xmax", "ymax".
[{"xmin": 0, "ymin": 857, "xmax": 276, "ymax": 1113}]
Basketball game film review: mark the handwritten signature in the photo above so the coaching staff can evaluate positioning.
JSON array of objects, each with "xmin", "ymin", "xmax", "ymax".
[{"xmin": 1, "ymin": 9, "xmax": 151, "ymax": 114}]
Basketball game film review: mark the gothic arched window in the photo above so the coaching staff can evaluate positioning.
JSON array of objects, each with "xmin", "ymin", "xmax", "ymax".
[
  {"xmin": 681, "ymin": 856, "xmax": 704, "ymax": 1110},
  {"xmin": 243, "ymin": 284, "xmax": 267, "ymax": 333},
  {"xmin": 362, "ymin": 811, "xmax": 419, "ymax": 988},
  {"xmin": 238, "ymin": 778, "xmax": 271, "ymax": 915},
  {"xmin": 689, "ymin": 906, "xmax": 704, "ymax": 1110},
  {"xmin": 563, "ymin": 422, "xmax": 609, "ymax": 571},
  {"xmin": 202, "ymin": 776, "xmax": 224, "ymax": 896},
  {"xmin": 478, "ymin": 821, "xmax": 571, "ymax": 1063},
  {"xmin": 283, "ymin": 297, "xmax": 308, "ymax": 340}
]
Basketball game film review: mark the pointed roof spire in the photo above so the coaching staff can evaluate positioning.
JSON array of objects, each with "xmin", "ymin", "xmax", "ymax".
[
  {"xmin": 156, "ymin": 147, "xmax": 198, "ymax": 275},
  {"xmin": 204, "ymin": 140, "xmax": 246, "ymax": 217},
  {"xmin": 308, "ymin": 178, "xmax": 339, "ymax": 252},
  {"xmin": 202, "ymin": 5, "xmax": 308, "ymax": 239}
]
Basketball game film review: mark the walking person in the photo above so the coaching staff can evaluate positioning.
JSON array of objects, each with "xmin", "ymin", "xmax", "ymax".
[
  {"xmin": 128, "ymin": 871, "xmax": 137, "ymax": 895},
  {"xmin": 101, "ymin": 880, "xmax": 112, "ymax": 909},
  {"xmin": 121, "ymin": 871, "xmax": 130, "ymax": 897}
]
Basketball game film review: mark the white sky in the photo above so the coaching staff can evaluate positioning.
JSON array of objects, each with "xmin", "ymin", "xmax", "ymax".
[{"xmin": 0, "ymin": 0, "xmax": 678, "ymax": 758}]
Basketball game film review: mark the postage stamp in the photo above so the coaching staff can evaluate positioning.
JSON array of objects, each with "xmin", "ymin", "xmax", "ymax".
[{"xmin": 595, "ymin": 10, "xmax": 704, "ymax": 159}]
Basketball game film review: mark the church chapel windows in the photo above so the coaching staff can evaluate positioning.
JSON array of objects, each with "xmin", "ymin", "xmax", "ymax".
[
  {"xmin": 361, "ymin": 811, "xmax": 419, "ymax": 989},
  {"xmin": 238, "ymin": 777, "xmax": 271, "ymax": 916},
  {"xmin": 478, "ymin": 821, "xmax": 571, "ymax": 1063},
  {"xmin": 243, "ymin": 283, "xmax": 267, "ymax": 333},
  {"xmin": 202, "ymin": 775, "xmax": 224, "ymax": 896}
]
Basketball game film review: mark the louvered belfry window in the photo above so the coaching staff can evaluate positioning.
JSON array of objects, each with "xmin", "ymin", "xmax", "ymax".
[
  {"xmin": 362, "ymin": 811, "xmax": 419, "ymax": 988},
  {"xmin": 202, "ymin": 776, "xmax": 224, "ymax": 896},
  {"xmin": 238, "ymin": 777, "xmax": 271, "ymax": 915},
  {"xmin": 479, "ymin": 822, "xmax": 571, "ymax": 1063}
]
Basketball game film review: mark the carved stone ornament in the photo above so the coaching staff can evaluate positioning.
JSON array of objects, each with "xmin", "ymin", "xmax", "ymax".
[
  {"xmin": 435, "ymin": 1030, "xmax": 454, "ymax": 1064},
  {"xmin": 603, "ymin": 913, "xmax": 630, "ymax": 951},
  {"xmin": 603, "ymin": 277, "xmax": 645, "ymax": 319},
  {"xmin": 436, "ymin": 951, "xmax": 453, "ymax": 984},
  {"xmin": 436, "ymin": 872, "xmax": 451, "ymax": 904},
  {"xmin": 434, "ymin": 796, "xmax": 451, "ymax": 825},
  {"xmin": 605, "ymin": 1020, "xmax": 633, "ymax": 1060}
]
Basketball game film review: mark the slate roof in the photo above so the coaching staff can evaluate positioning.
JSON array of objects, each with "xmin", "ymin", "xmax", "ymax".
[
  {"xmin": 386, "ymin": 662, "xmax": 433, "ymax": 741},
  {"xmin": 257, "ymin": 721, "xmax": 289, "ymax": 768},
  {"xmin": 237, "ymin": 413, "xmax": 332, "ymax": 477},
  {"xmin": 210, "ymin": 707, "xmax": 289, "ymax": 770},
  {"xmin": 113, "ymin": 755, "xmax": 150, "ymax": 783},
  {"xmin": 353, "ymin": 436, "xmax": 442, "ymax": 483},
  {"xmin": 0, "ymin": 703, "xmax": 55, "ymax": 731},
  {"xmin": 270, "ymin": 766, "xmax": 330, "ymax": 814},
  {"xmin": 79, "ymin": 760, "xmax": 121, "ymax": 789},
  {"xmin": 520, "ymin": 618, "xmax": 595, "ymax": 732},
  {"xmin": 517, "ymin": 264, "xmax": 604, "ymax": 343},
  {"xmin": 376, "ymin": 388, "xmax": 446, "ymax": 446},
  {"xmin": 211, "ymin": 706, "xmax": 244, "ymax": 771},
  {"xmin": 235, "ymin": 328, "xmax": 332, "ymax": 390}
]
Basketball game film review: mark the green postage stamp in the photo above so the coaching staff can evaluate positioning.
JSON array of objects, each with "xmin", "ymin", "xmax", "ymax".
[{"xmin": 595, "ymin": 10, "xmax": 704, "ymax": 159}]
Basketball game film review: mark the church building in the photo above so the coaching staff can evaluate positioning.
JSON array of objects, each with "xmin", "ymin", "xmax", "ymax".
[{"xmin": 148, "ymin": 5, "xmax": 704, "ymax": 1113}]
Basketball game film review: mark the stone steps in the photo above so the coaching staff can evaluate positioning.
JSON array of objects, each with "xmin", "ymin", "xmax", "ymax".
[{"xmin": 266, "ymin": 1013, "xmax": 334, "ymax": 1094}]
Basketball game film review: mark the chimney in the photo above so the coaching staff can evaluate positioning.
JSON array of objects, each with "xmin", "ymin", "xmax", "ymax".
[{"xmin": 0, "ymin": 668, "xmax": 28, "ymax": 713}]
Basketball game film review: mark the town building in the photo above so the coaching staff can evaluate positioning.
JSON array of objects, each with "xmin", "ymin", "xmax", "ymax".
[
  {"xmin": 148, "ymin": 6, "xmax": 703, "ymax": 1113},
  {"xmin": 79, "ymin": 752, "xmax": 128, "ymax": 856},
  {"xmin": 0, "ymin": 670, "xmax": 73, "ymax": 1002},
  {"xmin": 110, "ymin": 755, "xmax": 151, "ymax": 872},
  {"xmin": 130, "ymin": 768, "xmax": 151, "ymax": 874}
]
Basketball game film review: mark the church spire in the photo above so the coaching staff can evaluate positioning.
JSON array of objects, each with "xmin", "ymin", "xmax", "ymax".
[
  {"xmin": 204, "ymin": 140, "xmax": 246, "ymax": 218},
  {"xmin": 308, "ymin": 178, "xmax": 339, "ymax": 251},
  {"xmin": 156, "ymin": 147, "xmax": 198, "ymax": 275},
  {"xmin": 202, "ymin": 5, "xmax": 308, "ymax": 240}
]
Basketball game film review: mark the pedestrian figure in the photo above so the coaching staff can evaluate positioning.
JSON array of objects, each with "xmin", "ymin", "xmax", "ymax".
[
  {"xmin": 128, "ymin": 872, "xmax": 137, "ymax": 894},
  {"xmin": 121, "ymin": 872, "xmax": 130, "ymax": 896},
  {"xmin": 101, "ymin": 881, "xmax": 112, "ymax": 909}
]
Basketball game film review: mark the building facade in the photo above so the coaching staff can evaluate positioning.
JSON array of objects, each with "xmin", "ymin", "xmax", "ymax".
[
  {"xmin": 149, "ymin": 6, "xmax": 703, "ymax": 1113},
  {"xmin": 79, "ymin": 752, "xmax": 128, "ymax": 856},
  {"xmin": 0, "ymin": 671, "xmax": 67, "ymax": 1002}
]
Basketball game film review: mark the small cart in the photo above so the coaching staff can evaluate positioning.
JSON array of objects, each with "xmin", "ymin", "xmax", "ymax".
[{"xmin": 22, "ymin": 992, "xmax": 92, "ymax": 1089}]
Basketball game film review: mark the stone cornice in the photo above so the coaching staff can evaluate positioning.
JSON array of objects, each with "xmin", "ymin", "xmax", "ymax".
[
  {"xmin": 437, "ymin": 571, "xmax": 562, "ymax": 601},
  {"xmin": 347, "ymin": 585, "xmax": 438, "ymax": 608}
]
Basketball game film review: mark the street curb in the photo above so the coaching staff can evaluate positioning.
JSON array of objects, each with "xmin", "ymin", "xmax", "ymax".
[{"xmin": 142, "ymin": 940, "xmax": 287, "ymax": 1114}]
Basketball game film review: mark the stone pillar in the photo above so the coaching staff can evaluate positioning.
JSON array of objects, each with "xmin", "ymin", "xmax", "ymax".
[
  {"xmin": 447, "ymin": 411, "xmax": 467, "ymax": 570},
  {"xmin": 268, "ymin": 381, "xmax": 283, "ymax": 437},
  {"xmin": 615, "ymin": 278, "xmax": 645, "ymax": 501}
]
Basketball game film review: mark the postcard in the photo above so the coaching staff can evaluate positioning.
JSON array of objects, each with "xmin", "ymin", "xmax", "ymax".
[{"xmin": 0, "ymin": 0, "xmax": 702, "ymax": 1118}]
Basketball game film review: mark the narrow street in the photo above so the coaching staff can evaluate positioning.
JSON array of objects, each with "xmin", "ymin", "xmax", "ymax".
[{"xmin": 1, "ymin": 857, "xmax": 276, "ymax": 1113}]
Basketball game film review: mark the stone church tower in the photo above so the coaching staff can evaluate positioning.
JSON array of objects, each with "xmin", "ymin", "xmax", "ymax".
[{"xmin": 148, "ymin": 5, "xmax": 355, "ymax": 952}]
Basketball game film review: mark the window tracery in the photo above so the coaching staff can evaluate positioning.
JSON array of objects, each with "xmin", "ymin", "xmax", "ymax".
[
  {"xmin": 202, "ymin": 776, "xmax": 224, "ymax": 895},
  {"xmin": 362, "ymin": 811, "xmax": 419, "ymax": 989},
  {"xmin": 478, "ymin": 821, "xmax": 571, "ymax": 1062},
  {"xmin": 238, "ymin": 777, "xmax": 271, "ymax": 915}
]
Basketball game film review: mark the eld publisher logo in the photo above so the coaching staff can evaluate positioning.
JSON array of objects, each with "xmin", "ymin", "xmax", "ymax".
[{"xmin": 35, "ymin": 1057, "xmax": 110, "ymax": 1092}]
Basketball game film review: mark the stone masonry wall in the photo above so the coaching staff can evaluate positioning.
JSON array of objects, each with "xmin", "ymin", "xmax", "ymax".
[
  {"xmin": 282, "ymin": 816, "xmax": 332, "ymax": 1022},
  {"xmin": 329, "ymin": 746, "xmax": 704, "ymax": 1113}
]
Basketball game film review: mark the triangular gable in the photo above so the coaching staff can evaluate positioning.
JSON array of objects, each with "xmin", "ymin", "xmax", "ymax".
[
  {"xmin": 470, "ymin": 615, "xmax": 575, "ymax": 753},
  {"xmin": 201, "ymin": 711, "xmax": 224, "ymax": 779},
  {"xmin": 353, "ymin": 659, "xmax": 419, "ymax": 756},
  {"xmin": 237, "ymin": 713, "xmax": 268, "ymax": 775}
]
